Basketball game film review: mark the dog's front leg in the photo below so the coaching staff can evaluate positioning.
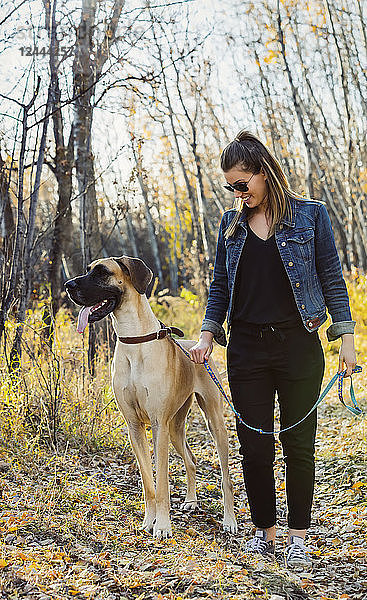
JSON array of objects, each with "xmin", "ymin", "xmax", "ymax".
[
  {"xmin": 151, "ymin": 422, "xmax": 172, "ymax": 539},
  {"xmin": 126, "ymin": 420, "xmax": 156, "ymax": 533}
]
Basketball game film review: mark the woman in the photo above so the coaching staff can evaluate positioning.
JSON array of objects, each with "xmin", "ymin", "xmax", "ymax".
[{"xmin": 189, "ymin": 130, "xmax": 357, "ymax": 568}]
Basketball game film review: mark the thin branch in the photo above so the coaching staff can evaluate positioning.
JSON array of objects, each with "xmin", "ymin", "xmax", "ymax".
[{"xmin": 0, "ymin": 0, "xmax": 28, "ymax": 27}]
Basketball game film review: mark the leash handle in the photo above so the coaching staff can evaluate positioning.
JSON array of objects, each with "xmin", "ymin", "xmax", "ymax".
[{"xmin": 338, "ymin": 365, "xmax": 363, "ymax": 416}]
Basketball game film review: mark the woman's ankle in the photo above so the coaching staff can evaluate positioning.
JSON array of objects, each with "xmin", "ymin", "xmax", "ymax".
[
  {"xmin": 256, "ymin": 525, "xmax": 276, "ymax": 543},
  {"xmin": 287, "ymin": 528, "xmax": 306, "ymax": 544}
]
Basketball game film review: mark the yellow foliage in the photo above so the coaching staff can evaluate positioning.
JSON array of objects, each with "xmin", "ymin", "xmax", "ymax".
[{"xmin": 264, "ymin": 50, "xmax": 279, "ymax": 64}]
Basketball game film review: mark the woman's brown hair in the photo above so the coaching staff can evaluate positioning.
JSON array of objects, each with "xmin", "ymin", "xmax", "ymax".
[{"xmin": 221, "ymin": 129, "xmax": 306, "ymax": 239}]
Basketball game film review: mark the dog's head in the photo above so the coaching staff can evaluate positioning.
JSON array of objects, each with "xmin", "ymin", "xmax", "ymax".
[{"xmin": 64, "ymin": 256, "xmax": 153, "ymax": 333}]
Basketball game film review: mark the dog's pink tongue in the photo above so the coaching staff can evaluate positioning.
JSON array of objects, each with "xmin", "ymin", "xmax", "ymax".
[{"xmin": 77, "ymin": 306, "xmax": 92, "ymax": 333}]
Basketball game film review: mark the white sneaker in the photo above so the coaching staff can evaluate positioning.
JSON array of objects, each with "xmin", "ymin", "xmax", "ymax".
[
  {"xmin": 244, "ymin": 529, "xmax": 275, "ymax": 558},
  {"xmin": 285, "ymin": 535, "xmax": 312, "ymax": 569}
]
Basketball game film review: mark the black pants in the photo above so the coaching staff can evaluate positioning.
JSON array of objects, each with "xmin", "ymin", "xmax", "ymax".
[{"xmin": 227, "ymin": 321, "xmax": 325, "ymax": 530}]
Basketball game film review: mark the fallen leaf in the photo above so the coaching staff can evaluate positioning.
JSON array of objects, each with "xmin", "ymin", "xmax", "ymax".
[{"xmin": 351, "ymin": 481, "xmax": 366, "ymax": 490}]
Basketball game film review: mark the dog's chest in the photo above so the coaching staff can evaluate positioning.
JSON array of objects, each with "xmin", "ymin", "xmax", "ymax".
[
  {"xmin": 112, "ymin": 348, "xmax": 169, "ymax": 415},
  {"xmin": 114, "ymin": 350, "xmax": 161, "ymax": 387}
]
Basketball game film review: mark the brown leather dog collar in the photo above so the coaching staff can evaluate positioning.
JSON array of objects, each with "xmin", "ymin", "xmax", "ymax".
[{"xmin": 118, "ymin": 321, "xmax": 184, "ymax": 344}]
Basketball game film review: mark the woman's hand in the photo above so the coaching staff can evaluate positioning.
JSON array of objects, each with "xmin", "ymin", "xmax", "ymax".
[
  {"xmin": 189, "ymin": 331, "xmax": 214, "ymax": 364},
  {"xmin": 338, "ymin": 333, "xmax": 357, "ymax": 377}
]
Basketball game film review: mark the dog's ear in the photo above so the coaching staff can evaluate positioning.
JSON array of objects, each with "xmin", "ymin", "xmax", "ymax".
[{"xmin": 113, "ymin": 256, "xmax": 153, "ymax": 295}]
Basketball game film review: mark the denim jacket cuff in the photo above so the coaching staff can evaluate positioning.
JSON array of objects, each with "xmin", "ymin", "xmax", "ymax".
[
  {"xmin": 201, "ymin": 319, "xmax": 227, "ymax": 347},
  {"xmin": 326, "ymin": 320, "xmax": 356, "ymax": 342}
]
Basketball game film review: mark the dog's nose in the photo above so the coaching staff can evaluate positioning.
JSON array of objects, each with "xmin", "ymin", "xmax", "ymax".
[{"xmin": 64, "ymin": 279, "xmax": 77, "ymax": 290}]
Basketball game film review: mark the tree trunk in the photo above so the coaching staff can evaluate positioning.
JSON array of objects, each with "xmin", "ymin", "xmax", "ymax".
[
  {"xmin": 42, "ymin": 2, "xmax": 74, "ymax": 344},
  {"xmin": 0, "ymin": 150, "xmax": 15, "ymax": 260},
  {"xmin": 276, "ymin": 2, "xmax": 314, "ymax": 199},
  {"xmin": 130, "ymin": 135, "xmax": 163, "ymax": 283},
  {"xmin": 125, "ymin": 210, "xmax": 139, "ymax": 257},
  {"xmin": 167, "ymin": 156, "xmax": 185, "ymax": 290},
  {"xmin": 73, "ymin": 0, "xmax": 100, "ymax": 269},
  {"xmin": 73, "ymin": 0, "xmax": 125, "ymax": 374}
]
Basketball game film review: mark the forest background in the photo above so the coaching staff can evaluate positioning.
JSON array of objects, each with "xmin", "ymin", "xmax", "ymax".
[
  {"xmin": 0, "ymin": 1, "xmax": 366, "ymax": 599},
  {"xmin": 1, "ymin": 0, "xmax": 366, "ymax": 357}
]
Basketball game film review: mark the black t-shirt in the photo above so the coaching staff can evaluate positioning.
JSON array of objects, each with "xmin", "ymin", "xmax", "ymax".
[{"xmin": 231, "ymin": 224, "xmax": 302, "ymax": 325}]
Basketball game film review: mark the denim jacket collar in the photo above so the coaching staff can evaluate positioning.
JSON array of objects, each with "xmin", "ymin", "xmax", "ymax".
[{"xmin": 281, "ymin": 195, "xmax": 296, "ymax": 227}]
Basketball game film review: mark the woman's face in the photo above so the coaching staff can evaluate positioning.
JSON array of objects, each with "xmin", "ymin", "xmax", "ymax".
[{"xmin": 224, "ymin": 166, "xmax": 268, "ymax": 212}]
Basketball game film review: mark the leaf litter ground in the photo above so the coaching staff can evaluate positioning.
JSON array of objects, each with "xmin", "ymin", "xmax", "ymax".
[{"xmin": 0, "ymin": 354, "xmax": 366, "ymax": 600}]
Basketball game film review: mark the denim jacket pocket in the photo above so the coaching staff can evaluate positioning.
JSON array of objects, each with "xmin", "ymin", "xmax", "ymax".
[{"xmin": 286, "ymin": 228, "xmax": 314, "ymax": 263}]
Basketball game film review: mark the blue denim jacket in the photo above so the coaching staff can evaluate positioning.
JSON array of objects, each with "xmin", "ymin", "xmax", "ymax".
[{"xmin": 201, "ymin": 196, "xmax": 356, "ymax": 345}]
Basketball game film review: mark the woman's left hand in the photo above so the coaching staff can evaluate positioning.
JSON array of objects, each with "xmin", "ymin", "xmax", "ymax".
[{"xmin": 338, "ymin": 334, "xmax": 357, "ymax": 377}]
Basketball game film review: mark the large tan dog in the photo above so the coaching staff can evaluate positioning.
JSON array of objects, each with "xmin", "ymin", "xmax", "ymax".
[{"xmin": 65, "ymin": 256, "xmax": 237, "ymax": 538}]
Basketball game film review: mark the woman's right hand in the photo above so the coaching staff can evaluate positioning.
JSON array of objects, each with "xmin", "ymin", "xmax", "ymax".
[{"xmin": 189, "ymin": 331, "xmax": 214, "ymax": 364}]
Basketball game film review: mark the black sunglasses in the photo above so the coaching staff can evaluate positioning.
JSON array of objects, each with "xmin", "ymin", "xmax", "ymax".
[{"xmin": 223, "ymin": 171, "xmax": 257, "ymax": 193}]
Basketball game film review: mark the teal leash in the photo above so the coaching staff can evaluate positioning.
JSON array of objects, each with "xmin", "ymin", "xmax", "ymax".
[{"xmin": 171, "ymin": 338, "xmax": 363, "ymax": 435}]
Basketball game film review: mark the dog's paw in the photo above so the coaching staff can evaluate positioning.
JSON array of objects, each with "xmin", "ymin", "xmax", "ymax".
[
  {"xmin": 141, "ymin": 521, "xmax": 155, "ymax": 534},
  {"xmin": 141, "ymin": 515, "xmax": 156, "ymax": 533},
  {"xmin": 222, "ymin": 515, "xmax": 238, "ymax": 534},
  {"xmin": 153, "ymin": 521, "xmax": 172, "ymax": 539},
  {"xmin": 180, "ymin": 500, "xmax": 198, "ymax": 511}
]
